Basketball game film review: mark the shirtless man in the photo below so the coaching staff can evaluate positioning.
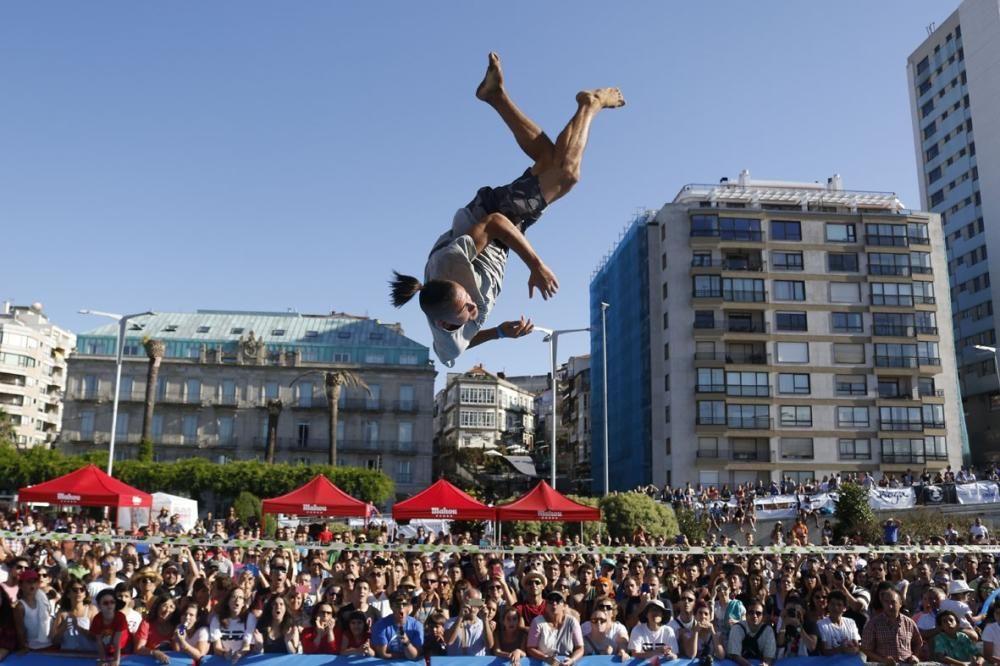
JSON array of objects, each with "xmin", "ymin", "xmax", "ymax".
[{"xmin": 390, "ymin": 53, "xmax": 624, "ymax": 366}]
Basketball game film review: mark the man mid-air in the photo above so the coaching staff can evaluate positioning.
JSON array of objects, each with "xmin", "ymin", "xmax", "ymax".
[{"xmin": 390, "ymin": 53, "xmax": 624, "ymax": 366}]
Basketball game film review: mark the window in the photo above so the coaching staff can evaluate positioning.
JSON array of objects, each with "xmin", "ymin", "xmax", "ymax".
[
  {"xmin": 839, "ymin": 438, "xmax": 871, "ymax": 460},
  {"xmin": 831, "ymin": 312, "xmax": 863, "ymax": 333},
  {"xmin": 366, "ymin": 384, "xmax": 381, "ymax": 409},
  {"xmin": 778, "ymin": 373, "xmax": 810, "ymax": 395},
  {"xmin": 837, "ymin": 407, "xmax": 869, "ymax": 428},
  {"xmin": 775, "ymin": 312, "xmax": 807, "ymax": 332},
  {"xmin": 697, "ymin": 400, "xmax": 726, "ymax": 426},
  {"xmin": 460, "ymin": 387, "xmax": 496, "ymax": 404},
  {"xmin": 218, "ymin": 416, "xmax": 234, "ymax": 443},
  {"xmin": 771, "ymin": 220, "xmax": 801, "ymax": 241},
  {"xmin": 182, "ymin": 415, "xmax": 198, "ymax": 443},
  {"xmin": 399, "ymin": 385, "xmax": 415, "ymax": 410},
  {"xmin": 196, "ymin": 326, "xmax": 211, "ymax": 334},
  {"xmin": 774, "ymin": 280, "xmax": 806, "ymax": 301},
  {"xmin": 694, "ymin": 311, "xmax": 716, "ymax": 329},
  {"xmin": 828, "ymin": 253, "xmax": 859, "ymax": 272},
  {"xmin": 771, "ymin": 251, "xmax": 803, "ymax": 271},
  {"xmin": 365, "ymin": 420, "xmax": 380, "ymax": 442},
  {"xmin": 835, "ymin": 375, "xmax": 867, "ymax": 396},
  {"xmin": 829, "ymin": 282, "xmax": 861, "ymax": 303},
  {"xmin": 398, "ymin": 422, "xmax": 413, "ymax": 444},
  {"xmin": 230, "ymin": 327, "xmax": 244, "ymax": 335},
  {"xmin": 826, "ymin": 223, "xmax": 856, "ymax": 243},
  {"xmin": 459, "ymin": 411, "xmax": 495, "ymax": 428},
  {"xmin": 833, "ymin": 343, "xmax": 865, "ymax": 364},
  {"xmin": 726, "ymin": 371, "xmax": 769, "ymax": 397},
  {"xmin": 265, "ymin": 382, "xmax": 279, "ymax": 400},
  {"xmin": 722, "ymin": 278, "xmax": 764, "ymax": 302},
  {"xmin": 871, "ymin": 282, "xmax": 913, "ymax": 306},
  {"xmin": 780, "ymin": 406, "xmax": 812, "ymax": 427},
  {"xmin": 397, "ymin": 461, "xmax": 413, "ymax": 484},
  {"xmin": 186, "ymin": 379, "xmax": 201, "ymax": 403},
  {"xmin": 719, "ymin": 217, "xmax": 761, "ymax": 241},
  {"xmin": 693, "ymin": 275, "xmax": 722, "ymax": 298},
  {"xmin": 80, "ymin": 411, "xmax": 95, "ymax": 439},
  {"xmin": 690, "ymin": 214, "xmax": 719, "ymax": 237},
  {"xmin": 697, "ymin": 368, "xmax": 725, "ymax": 393},
  {"xmin": 298, "ymin": 382, "xmax": 314, "ymax": 408},
  {"xmin": 697, "ymin": 437, "xmax": 719, "ymax": 457},
  {"xmin": 780, "ymin": 437, "xmax": 814, "ymax": 459},
  {"xmin": 152, "ymin": 415, "xmax": 164, "ymax": 441},
  {"xmin": 776, "ymin": 342, "xmax": 809, "ymax": 363},
  {"xmin": 115, "ymin": 412, "xmax": 128, "ymax": 438},
  {"xmin": 222, "ymin": 380, "xmax": 237, "ymax": 403},
  {"xmin": 726, "ymin": 404, "xmax": 769, "ymax": 429},
  {"xmin": 692, "ymin": 252, "xmax": 713, "ymax": 267}
]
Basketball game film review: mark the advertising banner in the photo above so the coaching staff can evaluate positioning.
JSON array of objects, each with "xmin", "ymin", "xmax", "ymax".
[
  {"xmin": 869, "ymin": 487, "xmax": 916, "ymax": 511},
  {"xmin": 956, "ymin": 482, "xmax": 1000, "ymax": 505}
]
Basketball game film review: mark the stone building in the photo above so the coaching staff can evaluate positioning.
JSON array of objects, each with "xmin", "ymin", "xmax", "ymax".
[{"xmin": 60, "ymin": 310, "xmax": 435, "ymax": 499}]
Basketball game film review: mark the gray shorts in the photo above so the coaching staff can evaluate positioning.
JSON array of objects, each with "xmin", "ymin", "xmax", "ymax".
[{"xmin": 464, "ymin": 167, "xmax": 548, "ymax": 236}]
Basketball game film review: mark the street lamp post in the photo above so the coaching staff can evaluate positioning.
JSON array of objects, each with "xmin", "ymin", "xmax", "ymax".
[
  {"xmin": 975, "ymin": 345, "xmax": 1000, "ymax": 401},
  {"xmin": 600, "ymin": 302, "xmax": 610, "ymax": 496},
  {"xmin": 535, "ymin": 326, "xmax": 590, "ymax": 490},
  {"xmin": 79, "ymin": 310, "xmax": 154, "ymax": 477}
]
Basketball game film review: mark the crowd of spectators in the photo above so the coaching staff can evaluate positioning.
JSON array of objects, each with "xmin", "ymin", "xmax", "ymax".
[{"xmin": 0, "ymin": 504, "xmax": 1000, "ymax": 664}]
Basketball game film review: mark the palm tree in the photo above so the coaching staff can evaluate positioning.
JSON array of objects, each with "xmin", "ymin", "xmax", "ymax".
[
  {"xmin": 264, "ymin": 399, "xmax": 283, "ymax": 464},
  {"xmin": 140, "ymin": 338, "xmax": 165, "ymax": 446},
  {"xmin": 324, "ymin": 371, "xmax": 368, "ymax": 467},
  {"xmin": 291, "ymin": 370, "xmax": 368, "ymax": 467}
]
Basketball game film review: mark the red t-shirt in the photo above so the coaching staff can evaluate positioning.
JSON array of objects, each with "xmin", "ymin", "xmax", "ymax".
[
  {"xmin": 301, "ymin": 627, "xmax": 338, "ymax": 654},
  {"xmin": 91, "ymin": 612, "xmax": 130, "ymax": 658},
  {"xmin": 317, "ymin": 530, "xmax": 334, "ymax": 544},
  {"xmin": 134, "ymin": 618, "xmax": 173, "ymax": 650}
]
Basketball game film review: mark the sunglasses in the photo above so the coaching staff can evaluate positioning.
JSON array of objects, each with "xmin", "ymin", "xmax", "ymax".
[
  {"xmin": 598, "ymin": 604, "xmax": 615, "ymax": 611},
  {"xmin": 592, "ymin": 616, "xmax": 609, "ymax": 622},
  {"xmin": 526, "ymin": 580, "xmax": 543, "ymax": 586},
  {"xmin": 682, "ymin": 597, "xmax": 696, "ymax": 602},
  {"xmin": 422, "ymin": 579, "xmax": 438, "ymax": 584},
  {"xmin": 747, "ymin": 610, "xmax": 764, "ymax": 616}
]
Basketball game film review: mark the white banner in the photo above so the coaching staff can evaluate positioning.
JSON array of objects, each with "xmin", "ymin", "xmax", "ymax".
[
  {"xmin": 956, "ymin": 482, "xmax": 1000, "ymax": 505},
  {"xmin": 869, "ymin": 487, "xmax": 916, "ymax": 511}
]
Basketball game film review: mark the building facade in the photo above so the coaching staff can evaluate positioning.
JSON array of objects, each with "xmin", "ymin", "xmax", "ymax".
[
  {"xmin": 563, "ymin": 355, "xmax": 592, "ymax": 493},
  {"xmin": 592, "ymin": 173, "xmax": 965, "ymax": 491},
  {"xmin": 433, "ymin": 365, "xmax": 536, "ymax": 456},
  {"xmin": 590, "ymin": 216, "xmax": 657, "ymax": 492},
  {"xmin": 0, "ymin": 303, "xmax": 75, "ymax": 448},
  {"xmin": 907, "ymin": 1, "xmax": 1000, "ymax": 461},
  {"xmin": 60, "ymin": 310, "xmax": 434, "ymax": 499}
]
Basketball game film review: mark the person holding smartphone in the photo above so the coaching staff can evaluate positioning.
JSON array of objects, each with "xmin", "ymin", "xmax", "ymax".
[{"xmin": 445, "ymin": 588, "xmax": 487, "ymax": 655}]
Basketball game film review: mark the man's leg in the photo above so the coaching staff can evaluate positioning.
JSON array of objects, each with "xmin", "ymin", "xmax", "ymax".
[
  {"xmin": 536, "ymin": 88, "xmax": 625, "ymax": 205},
  {"xmin": 476, "ymin": 52, "xmax": 555, "ymax": 165}
]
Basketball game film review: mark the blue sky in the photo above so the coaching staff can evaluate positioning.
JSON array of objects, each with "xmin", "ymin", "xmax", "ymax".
[{"xmin": 0, "ymin": 1, "xmax": 952, "ymax": 388}]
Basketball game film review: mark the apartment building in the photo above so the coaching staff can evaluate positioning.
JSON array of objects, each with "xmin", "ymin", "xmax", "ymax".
[
  {"xmin": 907, "ymin": 1, "xmax": 1000, "ymax": 460},
  {"xmin": 0, "ymin": 303, "xmax": 75, "ymax": 447},
  {"xmin": 591, "ymin": 172, "xmax": 965, "ymax": 490}
]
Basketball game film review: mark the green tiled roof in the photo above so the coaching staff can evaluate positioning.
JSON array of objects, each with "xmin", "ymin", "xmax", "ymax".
[{"xmin": 74, "ymin": 310, "xmax": 430, "ymax": 366}]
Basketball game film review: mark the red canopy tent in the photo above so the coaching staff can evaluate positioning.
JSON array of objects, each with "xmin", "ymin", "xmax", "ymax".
[
  {"xmin": 18, "ymin": 464, "xmax": 152, "ymax": 508},
  {"xmin": 392, "ymin": 479, "xmax": 496, "ymax": 521},
  {"xmin": 495, "ymin": 480, "xmax": 600, "ymax": 522},
  {"xmin": 262, "ymin": 475, "xmax": 372, "ymax": 517}
]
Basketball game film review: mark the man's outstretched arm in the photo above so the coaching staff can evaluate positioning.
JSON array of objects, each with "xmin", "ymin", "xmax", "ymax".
[
  {"xmin": 468, "ymin": 317, "xmax": 534, "ymax": 349},
  {"xmin": 467, "ymin": 212, "xmax": 559, "ymax": 299}
]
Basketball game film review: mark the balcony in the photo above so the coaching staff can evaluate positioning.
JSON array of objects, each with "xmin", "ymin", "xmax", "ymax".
[
  {"xmin": 392, "ymin": 400, "xmax": 419, "ymax": 413},
  {"xmin": 910, "ymin": 265, "xmax": 933, "ymax": 275},
  {"xmin": 695, "ymin": 384, "xmax": 726, "ymax": 394},
  {"xmin": 696, "ymin": 415, "xmax": 727, "ymax": 427},
  {"xmin": 694, "ymin": 352, "xmax": 770, "ymax": 365},
  {"xmin": 731, "ymin": 448, "xmax": 771, "ymax": 462},
  {"xmin": 728, "ymin": 416, "xmax": 772, "ymax": 430},
  {"xmin": 722, "ymin": 259, "xmax": 765, "ymax": 272},
  {"xmin": 868, "ymin": 265, "xmax": 911, "ymax": 277},
  {"xmin": 909, "ymin": 235, "xmax": 931, "ymax": 246},
  {"xmin": 693, "ymin": 289, "xmax": 723, "ymax": 299},
  {"xmin": 874, "ymin": 356, "xmax": 940, "ymax": 368},
  {"xmin": 723, "ymin": 290, "xmax": 766, "ymax": 303},
  {"xmin": 915, "ymin": 326, "xmax": 939, "ymax": 335},
  {"xmin": 726, "ymin": 320, "xmax": 767, "ymax": 333},
  {"xmin": 913, "ymin": 295, "xmax": 937, "ymax": 305},
  {"xmin": 726, "ymin": 385, "xmax": 771, "ymax": 398},
  {"xmin": 696, "ymin": 448, "xmax": 723, "ymax": 459},
  {"xmin": 873, "ymin": 325, "xmax": 915, "ymax": 337},
  {"xmin": 865, "ymin": 234, "xmax": 909, "ymax": 247},
  {"xmin": 881, "ymin": 452, "xmax": 948, "ymax": 464},
  {"xmin": 879, "ymin": 421, "xmax": 925, "ymax": 432}
]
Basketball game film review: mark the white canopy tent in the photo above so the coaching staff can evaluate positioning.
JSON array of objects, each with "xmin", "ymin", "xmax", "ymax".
[{"xmin": 117, "ymin": 492, "xmax": 199, "ymax": 532}]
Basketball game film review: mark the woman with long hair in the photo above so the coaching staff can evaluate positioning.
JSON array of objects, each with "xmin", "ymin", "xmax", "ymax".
[
  {"xmin": 256, "ymin": 594, "xmax": 299, "ymax": 654},
  {"xmin": 208, "ymin": 587, "xmax": 256, "ymax": 663},
  {"xmin": 51, "ymin": 581, "xmax": 97, "ymax": 652},
  {"xmin": 300, "ymin": 601, "xmax": 338, "ymax": 654},
  {"xmin": 172, "ymin": 602, "xmax": 211, "ymax": 662},
  {"xmin": 489, "ymin": 606, "xmax": 527, "ymax": 663},
  {"xmin": 339, "ymin": 610, "xmax": 375, "ymax": 657},
  {"xmin": 135, "ymin": 595, "xmax": 178, "ymax": 664}
]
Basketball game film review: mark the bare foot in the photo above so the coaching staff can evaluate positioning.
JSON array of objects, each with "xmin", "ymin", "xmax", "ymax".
[
  {"xmin": 577, "ymin": 88, "xmax": 626, "ymax": 109},
  {"xmin": 476, "ymin": 52, "xmax": 504, "ymax": 102}
]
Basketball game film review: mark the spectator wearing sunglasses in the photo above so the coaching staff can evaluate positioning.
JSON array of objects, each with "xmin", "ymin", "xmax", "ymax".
[
  {"xmin": 727, "ymin": 602, "xmax": 776, "ymax": 666},
  {"xmin": 581, "ymin": 599, "xmax": 628, "ymax": 658},
  {"xmin": 516, "ymin": 572, "xmax": 548, "ymax": 626},
  {"xmin": 627, "ymin": 599, "xmax": 678, "ymax": 660}
]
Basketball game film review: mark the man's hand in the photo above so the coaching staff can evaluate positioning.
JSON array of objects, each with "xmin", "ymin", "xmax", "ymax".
[
  {"xmin": 528, "ymin": 262, "xmax": 559, "ymax": 300},
  {"xmin": 500, "ymin": 317, "xmax": 534, "ymax": 339}
]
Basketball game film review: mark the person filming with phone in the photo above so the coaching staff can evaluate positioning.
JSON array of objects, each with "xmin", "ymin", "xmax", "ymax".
[{"xmin": 445, "ymin": 587, "xmax": 488, "ymax": 655}]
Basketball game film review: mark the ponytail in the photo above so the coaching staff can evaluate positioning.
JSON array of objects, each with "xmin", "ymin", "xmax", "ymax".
[{"xmin": 390, "ymin": 271, "xmax": 422, "ymax": 308}]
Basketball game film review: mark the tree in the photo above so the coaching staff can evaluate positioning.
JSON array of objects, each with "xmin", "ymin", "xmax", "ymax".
[
  {"xmin": 0, "ymin": 408, "xmax": 16, "ymax": 446},
  {"xmin": 833, "ymin": 482, "xmax": 880, "ymax": 544},
  {"xmin": 264, "ymin": 399, "xmax": 283, "ymax": 464},
  {"xmin": 232, "ymin": 491, "xmax": 262, "ymax": 525},
  {"xmin": 324, "ymin": 371, "xmax": 368, "ymax": 467},
  {"xmin": 674, "ymin": 507, "xmax": 708, "ymax": 543},
  {"xmin": 598, "ymin": 492, "xmax": 679, "ymax": 541},
  {"xmin": 140, "ymin": 338, "xmax": 165, "ymax": 446}
]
